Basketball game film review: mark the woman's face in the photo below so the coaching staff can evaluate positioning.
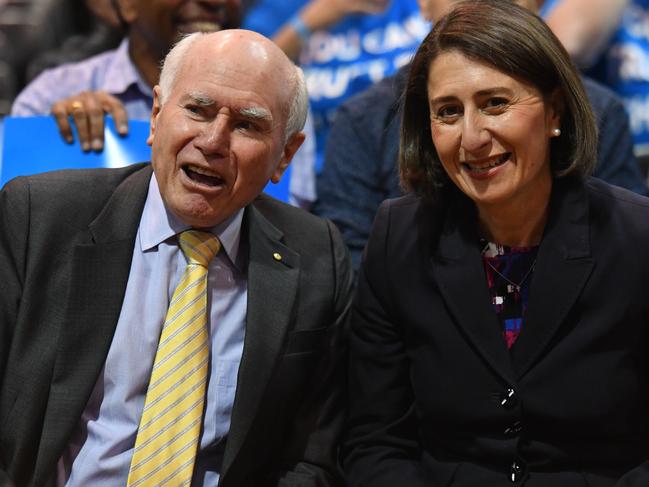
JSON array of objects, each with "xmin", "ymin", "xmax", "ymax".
[{"xmin": 427, "ymin": 50, "xmax": 561, "ymax": 212}]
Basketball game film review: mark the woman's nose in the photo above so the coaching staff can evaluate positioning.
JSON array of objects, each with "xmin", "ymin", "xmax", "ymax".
[{"xmin": 460, "ymin": 113, "xmax": 491, "ymax": 154}]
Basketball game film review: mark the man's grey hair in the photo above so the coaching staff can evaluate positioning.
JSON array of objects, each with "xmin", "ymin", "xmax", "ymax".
[
  {"xmin": 158, "ymin": 33, "xmax": 200, "ymax": 107},
  {"xmin": 285, "ymin": 66, "xmax": 308, "ymax": 141},
  {"xmin": 158, "ymin": 32, "xmax": 308, "ymax": 142}
]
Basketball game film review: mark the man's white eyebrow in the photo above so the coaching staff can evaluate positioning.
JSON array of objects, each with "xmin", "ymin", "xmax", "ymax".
[
  {"xmin": 187, "ymin": 92, "xmax": 215, "ymax": 106},
  {"xmin": 238, "ymin": 106, "xmax": 272, "ymax": 122}
]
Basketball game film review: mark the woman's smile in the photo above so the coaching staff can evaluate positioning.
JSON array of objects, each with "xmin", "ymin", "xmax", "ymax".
[{"xmin": 461, "ymin": 152, "xmax": 512, "ymax": 178}]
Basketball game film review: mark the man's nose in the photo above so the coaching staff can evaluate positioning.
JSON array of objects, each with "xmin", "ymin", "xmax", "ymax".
[{"xmin": 193, "ymin": 118, "xmax": 230, "ymax": 156}]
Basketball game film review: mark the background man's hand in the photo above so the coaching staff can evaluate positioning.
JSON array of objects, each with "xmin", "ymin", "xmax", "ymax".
[
  {"xmin": 50, "ymin": 91, "xmax": 129, "ymax": 152},
  {"xmin": 274, "ymin": 0, "xmax": 390, "ymax": 59}
]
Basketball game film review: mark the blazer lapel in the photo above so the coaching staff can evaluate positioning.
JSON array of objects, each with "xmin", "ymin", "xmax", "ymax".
[
  {"xmin": 34, "ymin": 165, "xmax": 152, "ymax": 483},
  {"xmin": 511, "ymin": 178, "xmax": 594, "ymax": 377},
  {"xmin": 221, "ymin": 201, "xmax": 300, "ymax": 481},
  {"xmin": 429, "ymin": 195, "xmax": 517, "ymax": 386}
]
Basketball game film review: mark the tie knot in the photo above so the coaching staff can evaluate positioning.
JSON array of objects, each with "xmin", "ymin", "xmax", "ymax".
[{"xmin": 179, "ymin": 230, "xmax": 221, "ymax": 267}]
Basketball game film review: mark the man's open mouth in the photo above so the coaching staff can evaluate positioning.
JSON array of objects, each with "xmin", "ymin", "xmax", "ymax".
[{"xmin": 183, "ymin": 164, "xmax": 224, "ymax": 187}]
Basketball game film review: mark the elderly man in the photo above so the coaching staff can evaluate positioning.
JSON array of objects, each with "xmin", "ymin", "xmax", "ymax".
[{"xmin": 0, "ymin": 30, "xmax": 352, "ymax": 486}]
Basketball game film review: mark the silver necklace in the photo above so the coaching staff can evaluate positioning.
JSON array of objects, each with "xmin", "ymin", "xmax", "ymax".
[{"xmin": 485, "ymin": 258, "xmax": 537, "ymax": 293}]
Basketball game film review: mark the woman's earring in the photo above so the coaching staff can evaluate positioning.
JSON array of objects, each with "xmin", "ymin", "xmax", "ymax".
[{"xmin": 552, "ymin": 128, "xmax": 561, "ymax": 137}]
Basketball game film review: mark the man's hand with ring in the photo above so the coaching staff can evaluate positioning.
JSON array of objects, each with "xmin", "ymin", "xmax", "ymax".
[{"xmin": 51, "ymin": 91, "xmax": 129, "ymax": 152}]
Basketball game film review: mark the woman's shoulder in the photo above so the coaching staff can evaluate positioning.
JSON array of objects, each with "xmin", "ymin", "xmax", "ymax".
[
  {"xmin": 371, "ymin": 191, "xmax": 453, "ymax": 250},
  {"xmin": 375, "ymin": 192, "xmax": 449, "ymax": 230},
  {"xmin": 378, "ymin": 191, "xmax": 452, "ymax": 213},
  {"xmin": 379, "ymin": 192, "xmax": 421, "ymax": 210},
  {"xmin": 582, "ymin": 177, "xmax": 649, "ymax": 242},
  {"xmin": 585, "ymin": 176, "xmax": 649, "ymax": 211}
]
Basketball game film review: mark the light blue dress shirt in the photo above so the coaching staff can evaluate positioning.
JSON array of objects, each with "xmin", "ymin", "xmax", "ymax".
[{"xmin": 56, "ymin": 175, "xmax": 247, "ymax": 486}]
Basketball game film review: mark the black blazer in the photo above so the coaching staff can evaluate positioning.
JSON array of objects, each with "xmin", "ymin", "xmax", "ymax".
[
  {"xmin": 344, "ymin": 177, "xmax": 649, "ymax": 487},
  {"xmin": 0, "ymin": 164, "xmax": 353, "ymax": 487}
]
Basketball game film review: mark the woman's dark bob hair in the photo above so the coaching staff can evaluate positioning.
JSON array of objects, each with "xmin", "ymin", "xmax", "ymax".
[{"xmin": 400, "ymin": 0, "xmax": 598, "ymax": 199}]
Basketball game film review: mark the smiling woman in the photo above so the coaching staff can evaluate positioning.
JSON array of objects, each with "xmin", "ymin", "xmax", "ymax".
[
  {"xmin": 426, "ymin": 50, "xmax": 558, "ymax": 244},
  {"xmin": 343, "ymin": 1, "xmax": 649, "ymax": 486}
]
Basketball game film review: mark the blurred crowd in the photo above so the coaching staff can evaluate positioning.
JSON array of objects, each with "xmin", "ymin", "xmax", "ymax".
[{"xmin": 2, "ymin": 1, "xmax": 648, "ymax": 152}]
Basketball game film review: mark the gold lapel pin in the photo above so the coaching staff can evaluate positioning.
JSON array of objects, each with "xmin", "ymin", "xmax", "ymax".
[{"xmin": 273, "ymin": 252, "xmax": 282, "ymax": 261}]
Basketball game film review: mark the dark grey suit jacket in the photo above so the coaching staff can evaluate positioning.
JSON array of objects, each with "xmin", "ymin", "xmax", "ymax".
[{"xmin": 0, "ymin": 164, "xmax": 353, "ymax": 487}]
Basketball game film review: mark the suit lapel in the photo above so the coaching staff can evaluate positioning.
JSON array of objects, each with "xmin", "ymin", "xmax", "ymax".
[
  {"xmin": 34, "ymin": 166, "xmax": 152, "ymax": 483},
  {"xmin": 221, "ymin": 201, "xmax": 300, "ymax": 481},
  {"xmin": 430, "ymin": 180, "xmax": 595, "ymax": 383},
  {"xmin": 511, "ymin": 178, "xmax": 594, "ymax": 377},
  {"xmin": 429, "ymin": 195, "xmax": 517, "ymax": 385}
]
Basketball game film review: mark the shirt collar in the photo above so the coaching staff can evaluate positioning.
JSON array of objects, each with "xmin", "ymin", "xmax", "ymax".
[
  {"xmin": 139, "ymin": 174, "xmax": 244, "ymax": 268},
  {"xmin": 102, "ymin": 39, "xmax": 153, "ymax": 98}
]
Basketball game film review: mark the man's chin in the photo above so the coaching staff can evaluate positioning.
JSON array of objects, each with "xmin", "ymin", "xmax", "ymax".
[
  {"xmin": 179, "ymin": 215, "xmax": 224, "ymax": 229},
  {"xmin": 165, "ymin": 195, "xmax": 224, "ymax": 229}
]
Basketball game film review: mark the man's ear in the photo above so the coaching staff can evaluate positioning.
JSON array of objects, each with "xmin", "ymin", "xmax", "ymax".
[
  {"xmin": 115, "ymin": 0, "xmax": 137, "ymax": 23},
  {"xmin": 147, "ymin": 86, "xmax": 162, "ymax": 146},
  {"xmin": 270, "ymin": 132, "xmax": 306, "ymax": 184}
]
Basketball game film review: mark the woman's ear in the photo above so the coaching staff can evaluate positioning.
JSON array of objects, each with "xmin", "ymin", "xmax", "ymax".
[{"xmin": 547, "ymin": 88, "xmax": 564, "ymax": 136}]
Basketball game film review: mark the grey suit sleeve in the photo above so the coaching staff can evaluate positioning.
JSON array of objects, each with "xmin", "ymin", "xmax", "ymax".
[
  {"xmin": 272, "ymin": 220, "xmax": 354, "ymax": 487},
  {"xmin": 0, "ymin": 178, "xmax": 29, "ymax": 482},
  {"xmin": 0, "ymin": 177, "xmax": 28, "ymax": 391},
  {"xmin": 0, "ymin": 472, "xmax": 14, "ymax": 487},
  {"xmin": 614, "ymin": 462, "xmax": 649, "ymax": 486}
]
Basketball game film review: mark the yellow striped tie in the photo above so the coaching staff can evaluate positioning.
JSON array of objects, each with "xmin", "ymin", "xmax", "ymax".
[{"xmin": 127, "ymin": 230, "xmax": 220, "ymax": 486}]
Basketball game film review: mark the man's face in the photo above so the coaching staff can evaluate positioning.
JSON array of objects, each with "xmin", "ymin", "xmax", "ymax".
[
  {"xmin": 131, "ymin": 0, "xmax": 242, "ymax": 55},
  {"xmin": 147, "ymin": 35, "xmax": 303, "ymax": 228}
]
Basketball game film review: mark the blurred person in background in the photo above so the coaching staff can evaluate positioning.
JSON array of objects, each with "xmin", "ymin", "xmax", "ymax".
[
  {"xmin": 0, "ymin": 0, "xmax": 120, "ymax": 115},
  {"xmin": 344, "ymin": 1, "xmax": 649, "ymax": 485},
  {"xmin": 314, "ymin": 0, "xmax": 647, "ymax": 271},
  {"xmin": 12, "ymin": 0, "xmax": 241, "ymax": 151},
  {"xmin": 244, "ymin": 0, "xmax": 429, "ymax": 174},
  {"xmin": 542, "ymin": 0, "xmax": 628, "ymax": 69},
  {"xmin": 24, "ymin": 0, "xmax": 123, "ymax": 84},
  {"xmin": 544, "ymin": 0, "xmax": 649, "ymax": 162}
]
